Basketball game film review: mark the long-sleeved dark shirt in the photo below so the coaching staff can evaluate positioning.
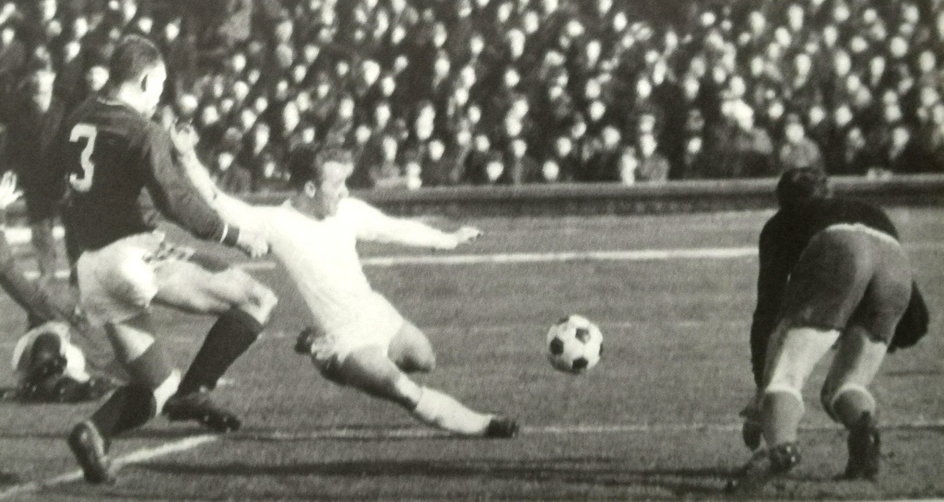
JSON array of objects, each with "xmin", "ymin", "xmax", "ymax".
[{"xmin": 41, "ymin": 97, "xmax": 228, "ymax": 252}]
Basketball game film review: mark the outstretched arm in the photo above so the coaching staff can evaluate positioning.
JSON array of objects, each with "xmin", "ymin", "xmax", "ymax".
[
  {"xmin": 348, "ymin": 198, "xmax": 481, "ymax": 250},
  {"xmin": 169, "ymin": 124, "xmax": 263, "ymax": 236}
]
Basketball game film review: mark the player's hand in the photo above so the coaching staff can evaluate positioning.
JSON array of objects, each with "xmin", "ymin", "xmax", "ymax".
[
  {"xmin": 452, "ymin": 226, "xmax": 483, "ymax": 247},
  {"xmin": 740, "ymin": 399, "xmax": 763, "ymax": 451},
  {"xmin": 236, "ymin": 230, "xmax": 269, "ymax": 258},
  {"xmin": 0, "ymin": 171, "xmax": 23, "ymax": 209},
  {"xmin": 168, "ymin": 121, "xmax": 200, "ymax": 160}
]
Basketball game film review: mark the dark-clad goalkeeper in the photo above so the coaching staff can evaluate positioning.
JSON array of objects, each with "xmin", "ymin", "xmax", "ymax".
[
  {"xmin": 731, "ymin": 167, "xmax": 930, "ymax": 492},
  {"xmin": 40, "ymin": 35, "xmax": 277, "ymax": 484}
]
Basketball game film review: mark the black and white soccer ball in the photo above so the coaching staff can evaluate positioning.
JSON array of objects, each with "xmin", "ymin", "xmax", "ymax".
[{"xmin": 546, "ymin": 315, "xmax": 603, "ymax": 374}]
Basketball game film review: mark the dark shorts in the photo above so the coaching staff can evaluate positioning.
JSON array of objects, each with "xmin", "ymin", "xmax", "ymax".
[{"xmin": 780, "ymin": 224, "xmax": 912, "ymax": 343}]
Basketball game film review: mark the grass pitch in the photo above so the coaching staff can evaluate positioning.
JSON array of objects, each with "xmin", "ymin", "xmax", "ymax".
[{"xmin": 0, "ymin": 208, "xmax": 942, "ymax": 500}]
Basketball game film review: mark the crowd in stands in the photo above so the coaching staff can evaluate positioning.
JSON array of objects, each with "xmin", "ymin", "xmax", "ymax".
[{"xmin": 1, "ymin": 0, "xmax": 943, "ymax": 193}]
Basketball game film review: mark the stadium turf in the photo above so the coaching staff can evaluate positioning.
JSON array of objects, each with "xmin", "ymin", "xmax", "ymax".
[{"xmin": 0, "ymin": 208, "xmax": 942, "ymax": 500}]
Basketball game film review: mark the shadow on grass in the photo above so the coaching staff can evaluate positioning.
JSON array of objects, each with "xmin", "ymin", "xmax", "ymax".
[{"xmin": 139, "ymin": 457, "xmax": 736, "ymax": 498}]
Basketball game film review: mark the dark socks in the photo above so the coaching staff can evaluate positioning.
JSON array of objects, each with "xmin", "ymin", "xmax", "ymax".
[
  {"xmin": 177, "ymin": 309, "xmax": 262, "ymax": 396},
  {"xmin": 90, "ymin": 385, "xmax": 156, "ymax": 439}
]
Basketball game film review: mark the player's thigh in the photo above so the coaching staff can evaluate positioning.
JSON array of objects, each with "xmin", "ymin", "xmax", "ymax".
[
  {"xmin": 152, "ymin": 258, "xmax": 258, "ymax": 315},
  {"xmin": 848, "ymin": 241, "xmax": 912, "ymax": 344},
  {"xmin": 388, "ymin": 320, "xmax": 436, "ymax": 373},
  {"xmin": 822, "ymin": 324, "xmax": 888, "ymax": 396},
  {"xmin": 780, "ymin": 230, "xmax": 873, "ymax": 331},
  {"xmin": 763, "ymin": 321, "xmax": 839, "ymax": 391},
  {"xmin": 335, "ymin": 346, "xmax": 414, "ymax": 407}
]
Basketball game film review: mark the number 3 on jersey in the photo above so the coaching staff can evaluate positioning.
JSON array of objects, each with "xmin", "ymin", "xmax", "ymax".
[{"xmin": 69, "ymin": 123, "xmax": 98, "ymax": 192}]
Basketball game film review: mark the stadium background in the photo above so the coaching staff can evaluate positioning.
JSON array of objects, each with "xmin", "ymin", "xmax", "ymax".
[
  {"xmin": 0, "ymin": 0, "xmax": 943, "ymax": 500},
  {"xmin": 2, "ymin": 0, "xmax": 944, "ymax": 193}
]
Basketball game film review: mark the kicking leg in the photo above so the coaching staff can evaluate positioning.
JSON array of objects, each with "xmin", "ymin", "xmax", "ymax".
[
  {"xmin": 153, "ymin": 256, "xmax": 276, "ymax": 431},
  {"xmin": 332, "ymin": 347, "xmax": 517, "ymax": 437}
]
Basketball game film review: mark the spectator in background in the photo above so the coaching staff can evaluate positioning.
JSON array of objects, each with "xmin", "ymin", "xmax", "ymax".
[
  {"xmin": 212, "ymin": 143, "xmax": 252, "ymax": 194},
  {"xmin": 0, "ymin": 0, "xmax": 942, "ymax": 192},
  {"xmin": 715, "ymin": 101, "xmax": 775, "ymax": 178},
  {"xmin": 778, "ymin": 114, "xmax": 825, "ymax": 171},
  {"xmin": 635, "ymin": 132, "xmax": 669, "ymax": 183},
  {"xmin": 2, "ymin": 68, "xmax": 67, "ymax": 287}
]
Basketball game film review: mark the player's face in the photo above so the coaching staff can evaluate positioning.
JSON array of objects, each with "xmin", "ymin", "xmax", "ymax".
[
  {"xmin": 309, "ymin": 161, "xmax": 352, "ymax": 218},
  {"xmin": 140, "ymin": 63, "xmax": 167, "ymax": 117}
]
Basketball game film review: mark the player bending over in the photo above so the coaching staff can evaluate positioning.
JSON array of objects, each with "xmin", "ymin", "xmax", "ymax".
[
  {"xmin": 41, "ymin": 36, "xmax": 277, "ymax": 484},
  {"xmin": 177, "ymin": 135, "xmax": 519, "ymax": 438},
  {"xmin": 730, "ymin": 168, "xmax": 929, "ymax": 493}
]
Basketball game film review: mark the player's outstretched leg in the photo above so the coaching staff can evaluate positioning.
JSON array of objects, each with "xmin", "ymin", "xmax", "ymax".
[
  {"xmin": 68, "ymin": 317, "xmax": 180, "ymax": 484},
  {"xmin": 308, "ymin": 340, "xmax": 518, "ymax": 438},
  {"xmin": 821, "ymin": 324, "xmax": 888, "ymax": 480},
  {"xmin": 155, "ymin": 258, "xmax": 276, "ymax": 432}
]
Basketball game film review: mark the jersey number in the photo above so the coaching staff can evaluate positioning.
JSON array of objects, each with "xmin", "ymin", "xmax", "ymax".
[{"xmin": 68, "ymin": 124, "xmax": 98, "ymax": 192}]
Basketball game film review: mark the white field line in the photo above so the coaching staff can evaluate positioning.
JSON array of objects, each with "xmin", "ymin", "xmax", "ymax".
[
  {"xmin": 0, "ymin": 434, "xmax": 217, "ymax": 500},
  {"xmin": 5, "ymin": 419, "xmax": 944, "ymax": 499},
  {"xmin": 246, "ymin": 418, "xmax": 944, "ymax": 441},
  {"xmin": 20, "ymin": 241, "xmax": 943, "ymax": 281}
]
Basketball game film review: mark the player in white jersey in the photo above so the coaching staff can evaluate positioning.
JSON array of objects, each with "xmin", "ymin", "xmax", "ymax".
[{"xmin": 174, "ymin": 129, "xmax": 518, "ymax": 438}]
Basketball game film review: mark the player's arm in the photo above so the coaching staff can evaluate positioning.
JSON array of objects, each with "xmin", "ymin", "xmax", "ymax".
[
  {"xmin": 168, "ymin": 124, "xmax": 262, "ymax": 234},
  {"xmin": 138, "ymin": 125, "xmax": 266, "ymax": 257},
  {"xmin": 348, "ymin": 198, "xmax": 481, "ymax": 250},
  {"xmin": 749, "ymin": 221, "xmax": 789, "ymax": 388}
]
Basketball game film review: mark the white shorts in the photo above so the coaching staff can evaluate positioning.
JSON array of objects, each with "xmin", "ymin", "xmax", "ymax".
[
  {"xmin": 309, "ymin": 292, "xmax": 404, "ymax": 378},
  {"xmin": 76, "ymin": 232, "xmax": 194, "ymax": 326}
]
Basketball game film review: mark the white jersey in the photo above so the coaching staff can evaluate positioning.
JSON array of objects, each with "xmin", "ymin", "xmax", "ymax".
[
  {"xmin": 253, "ymin": 198, "xmax": 392, "ymax": 333},
  {"xmin": 232, "ymin": 197, "xmax": 455, "ymax": 339}
]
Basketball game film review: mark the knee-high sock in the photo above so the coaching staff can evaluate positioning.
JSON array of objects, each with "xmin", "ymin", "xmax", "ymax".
[
  {"xmin": 90, "ymin": 345, "xmax": 178, "ymax": 440},
  {"xmin": 832, "ymin": 387, "xmax": 877, "ymax": 428},
  {"xmin": 410, "ymin": 387, "xmax": 493, "ymax": 436},
  {"xmin": 761, "ymin": 390, "xmax": 805, "ymax": 446},
  {"xmin": 177, "ymin": 308, "xmax": 262, "ymax": 396}
]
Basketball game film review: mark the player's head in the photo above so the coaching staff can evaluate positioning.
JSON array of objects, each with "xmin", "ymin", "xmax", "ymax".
[
  {"xmin": 776, "ymin": 167, "xmax": 830, "ymax": 210},
  {"xmin": 289, "ymin": 144, "xmax": 354, "ymax": 218},
  {"xmin": 108, "ymin": 35, "xmax": 166, "ymax": 117}
]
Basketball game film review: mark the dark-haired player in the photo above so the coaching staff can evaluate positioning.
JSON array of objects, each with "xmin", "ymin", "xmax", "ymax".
[
  {"xmin": 174, "ymin": 129, "xmax": 519, "ymax": 438},
  {"xmin": 731, "ymin": 167, "xmax": 929, "ymax": 492},
  {"xmin": 42, "ymin": 35, "xmax": 277, "ymax": 484}
]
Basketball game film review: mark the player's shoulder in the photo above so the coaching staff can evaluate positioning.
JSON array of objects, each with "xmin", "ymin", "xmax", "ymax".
[
  {"xmin": 338, "ymin": 197, "xmax": 383, "ymax": 220},
  {"xmin": 68, "ymin": 98, "xmax": 152, "ymax": 142}
]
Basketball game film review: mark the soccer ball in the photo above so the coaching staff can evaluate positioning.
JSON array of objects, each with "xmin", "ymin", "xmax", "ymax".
[{"xmin": 546, "ymin": 315, "xmax": 603, "ymax": 374}]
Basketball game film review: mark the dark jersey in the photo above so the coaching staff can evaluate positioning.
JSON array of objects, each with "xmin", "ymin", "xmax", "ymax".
[
  {"xmin": 749, "ymin": 197, "xmax": 928, "ymax": 386},
  {"xmin": 44, "ymin": 97, "xmax": 227, "ymax": 252}
]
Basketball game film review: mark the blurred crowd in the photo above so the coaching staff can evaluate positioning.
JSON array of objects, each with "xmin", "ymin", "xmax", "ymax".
[{"xmin": 1, "ymin": 0, "xmax": 943, "ymax": 193}]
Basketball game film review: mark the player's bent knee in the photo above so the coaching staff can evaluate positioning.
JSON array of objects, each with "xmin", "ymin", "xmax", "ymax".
[{"xmin": 415, "ymin": 352, "xmax": 436, "ymax": 373}]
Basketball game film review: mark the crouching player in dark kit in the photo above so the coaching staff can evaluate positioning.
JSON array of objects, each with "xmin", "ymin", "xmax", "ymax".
[
  {"xmin": 731, "ymin": 168, "xmax": 930, "ymax": 492},
  {"xmin": 40, "ymin": 35, "xmax": 277, "ymax": 484}
]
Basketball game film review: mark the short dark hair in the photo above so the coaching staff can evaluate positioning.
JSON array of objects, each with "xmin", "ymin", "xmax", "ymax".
[
  {"xmin": 108, "ymin": 35, "xmax": 163, "ymax": 86},
  {"xmin": 776, "ymin": 167, "xmax": 830, "ymax": 210},
  {"xmin": 288, "ymin": 144, "xmax": 352, "ymax": 188}
]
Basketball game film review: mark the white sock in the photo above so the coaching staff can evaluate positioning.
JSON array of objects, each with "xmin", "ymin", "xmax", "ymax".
[{"xmin": 410, "ymin": 387, "xmax": 493, "ymax": 436}]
